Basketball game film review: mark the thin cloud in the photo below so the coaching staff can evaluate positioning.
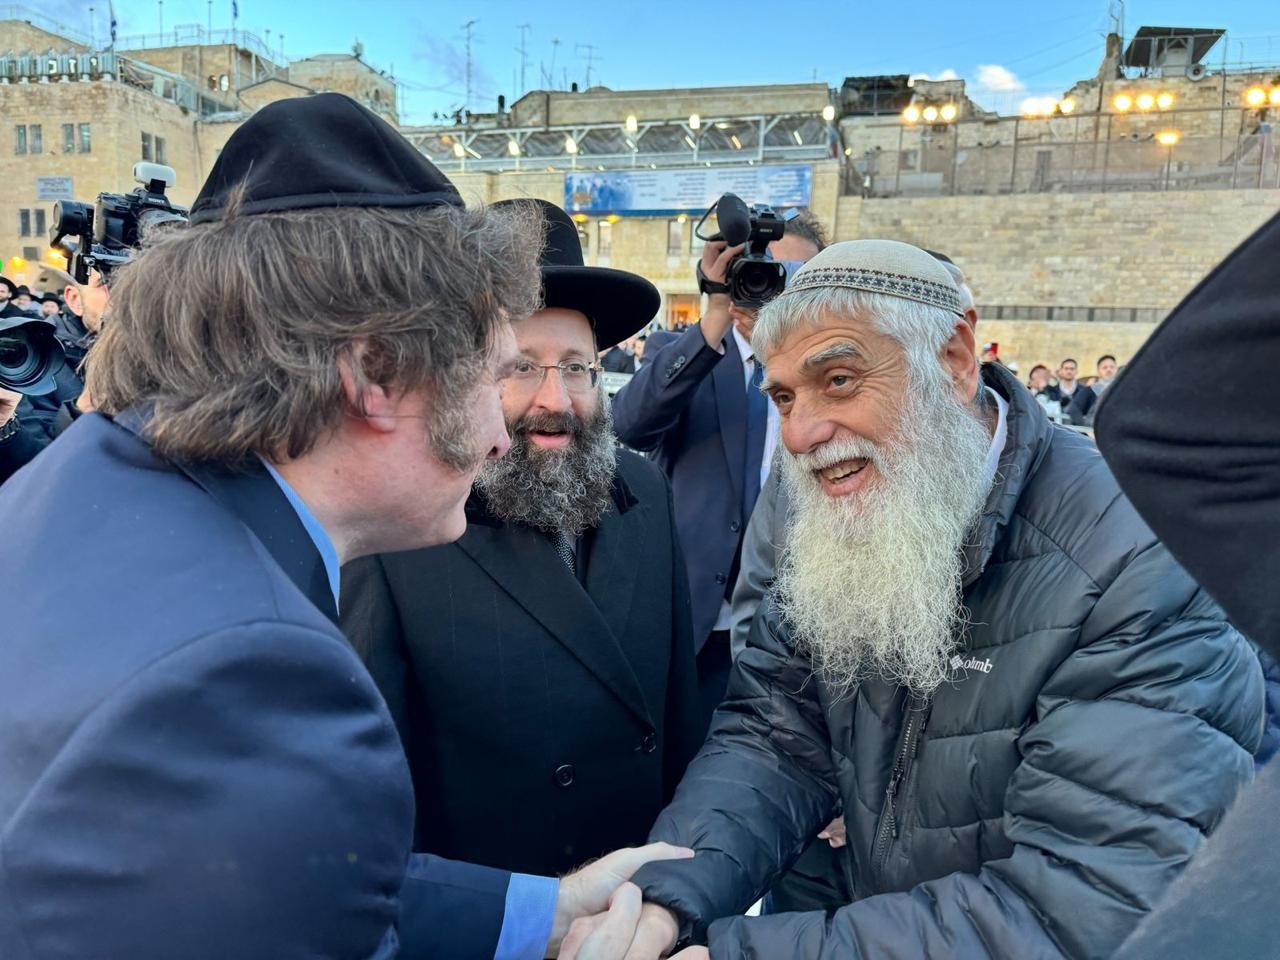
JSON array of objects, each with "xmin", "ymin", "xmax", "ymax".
[
  {"xmin": 909, "ymin": 68, "xmax": 961, "ymax": 85},
  {"xmin": 974, "ymin": 64, "xmax": 1026, "ymax": 92}
]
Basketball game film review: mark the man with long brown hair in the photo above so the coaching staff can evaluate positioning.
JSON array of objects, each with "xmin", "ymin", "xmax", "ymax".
[{"xmin": 0, "ymin": 94, "xmax": 687, "ymax": 960}]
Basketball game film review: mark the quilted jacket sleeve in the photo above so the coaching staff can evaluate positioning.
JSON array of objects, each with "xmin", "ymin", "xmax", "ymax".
[
  {"xmin": 638, "ymin": 548, "xmax": 1263, "ymax": 960},
  {"xmin": 631, "ymin": 597, "xmax": 842, "ymax": 929}
]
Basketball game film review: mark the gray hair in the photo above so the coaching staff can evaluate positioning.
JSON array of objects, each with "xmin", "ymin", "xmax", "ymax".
[
  {"xmin": 754, "ymin": 287, "xmax": 986, "ymax": 408},
  {"xmin": 937, "ymin": 260, "xmax": 976, "ymax": 314}
]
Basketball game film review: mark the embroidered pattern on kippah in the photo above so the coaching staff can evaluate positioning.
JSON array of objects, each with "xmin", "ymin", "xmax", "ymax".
[{"xmin": 785, "ymin": 266, "xmax": 964, "ymax": 316}]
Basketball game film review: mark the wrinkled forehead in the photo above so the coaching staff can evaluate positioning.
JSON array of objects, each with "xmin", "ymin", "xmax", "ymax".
[{"xmin": 765, "ymin": 311, "xmax": 902, "ymax": 383}]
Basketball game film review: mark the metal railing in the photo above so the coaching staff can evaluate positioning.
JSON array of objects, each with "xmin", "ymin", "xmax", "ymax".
[
  {"xmin": 402, "ymin": 113, "xmax": 836, "ymax": 173},
  {"xmin": 115, "ymin": 26, "xmax": 278, "ymax": 64},
  {"xmin": 846, "ymin": 106, "xmax": 1280, "ymax": 198}
]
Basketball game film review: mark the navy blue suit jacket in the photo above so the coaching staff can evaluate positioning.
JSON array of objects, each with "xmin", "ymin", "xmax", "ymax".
[
  {"xmin": 0, "ymin": 412, "xmax": 512, "ymax": 959},
  {"xmin": 611, "ymin": 324, "xmax": 752, "ymax": 649}
]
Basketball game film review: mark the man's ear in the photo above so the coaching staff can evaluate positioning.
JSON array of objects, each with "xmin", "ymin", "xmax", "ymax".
[
  {"xmin": 941, "ymin": 317, "xmax": 981, "ymax": 404},
  {"xmin": 63, "ymin": 283, "xmax": 83, "ymax": 318},
  {"xmin": 338, "ymin": 342, "xmax": 398, "ymax": 434}
]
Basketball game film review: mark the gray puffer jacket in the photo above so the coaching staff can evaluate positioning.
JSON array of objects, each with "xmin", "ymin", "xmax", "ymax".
[{"xmin": 633, "ymin": 364, "xmax": 1264, "ymax": 959}]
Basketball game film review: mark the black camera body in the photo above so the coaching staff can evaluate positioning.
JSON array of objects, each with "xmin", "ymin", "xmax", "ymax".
[
  {"xmin": 696, "ymin": 193, "xmax": 796, "ymax": 308},
  {"xmin": 50, "ymin": 162, "xmax": 188, "ymax": 284}
]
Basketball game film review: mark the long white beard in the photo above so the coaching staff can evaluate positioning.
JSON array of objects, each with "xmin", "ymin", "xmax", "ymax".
[{"xmin": 775, "ymin": 374, "xmax": 994, "ymax": 697}]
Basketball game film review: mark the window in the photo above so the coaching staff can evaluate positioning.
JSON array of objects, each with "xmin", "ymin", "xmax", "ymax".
[
  {"xmin": 22, "ymin": 246, "xmax": 39, "ymax": 262},
  {"xmin": 141, "ymin": 132, "xmax": 153, "ymax": 161},
  {"xmin": 79, "ymin": 123, "xmax": 91, "ymax": 153},
  {"xmin": 666, "ymin": 219, "xmax": 685, "ymax": 256},
  {"xmin": 34, "ymin": 209, "xmax": 46, "ymax": 238},
  {"xmin": 29, "ymin": 124, "xmax": 41, "ymax": 154},
  {"xmin": 19, "ymin": 209, "xmax": 31, "ymax": 237},
  {"xmin": 14, "ymin": 125, "xmax": 26, "ymax": 155},
  {"xmin": 155, "ymin": 136, "xmax": 167, "ymax": 165},
  {"xmin": 597, "ymin": 220, "xmax": 613, "ymax": 259},
  {"xmin": 63, "ymin": 123, "xmax": 75, "ymax": 154}
]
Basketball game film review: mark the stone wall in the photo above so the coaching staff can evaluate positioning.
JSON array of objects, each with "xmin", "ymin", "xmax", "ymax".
[{"xmin": 836, "ymin": 188, "xmax": 1280, "ymax": 312}]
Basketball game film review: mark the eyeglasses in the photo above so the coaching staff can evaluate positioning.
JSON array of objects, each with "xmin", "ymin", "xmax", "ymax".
[{"xmin": 506, "ymin": 359, "xmax": 601, "ymax": 393}]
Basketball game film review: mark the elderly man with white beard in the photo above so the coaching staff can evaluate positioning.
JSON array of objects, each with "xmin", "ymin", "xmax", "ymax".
[{"xmin": 601, "ymin": 240, "xmax": 1264, "ymax": 960}]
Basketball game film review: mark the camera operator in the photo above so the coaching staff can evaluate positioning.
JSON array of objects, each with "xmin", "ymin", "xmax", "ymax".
[
  {"xmin": 611, "ymin": 205, "xmax": 825, "ymax": 733},
  {"xmin": 0, "ymin": 266, "xmax": 108, "ymax": 484}
]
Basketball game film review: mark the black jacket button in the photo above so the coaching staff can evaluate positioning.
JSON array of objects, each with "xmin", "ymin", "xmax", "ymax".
[
  {"xmin": 640, "ymin": 733, "xmax": 657, "ymax": 754},
  {"xmin": 554, "ymin": 764, "xmax": 575, "ymax": 787},
  {"xmin": 730, "ymin": 521, "xmax": 741, "ymax": 533},
  {"xmin": 715, "ymin": 573, "xmax": 727, "ymax": 585}
]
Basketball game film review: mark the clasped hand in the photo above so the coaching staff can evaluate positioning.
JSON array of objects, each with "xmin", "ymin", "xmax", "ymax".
[{"xmin": 548, "ymin": 843, "xmax": 706, "ymax": 960}]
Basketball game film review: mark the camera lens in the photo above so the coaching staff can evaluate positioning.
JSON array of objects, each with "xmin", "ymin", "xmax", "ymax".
[
  {"xmin": 0, "ymin": 334, "xmax": 33, "ymax": 373},
  {"xmin": 0, "ymin": 323, "xmax": 65, "ymax": 395}
]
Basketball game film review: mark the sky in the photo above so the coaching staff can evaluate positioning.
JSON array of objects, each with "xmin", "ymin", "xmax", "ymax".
[{"xmin": 31, "ymin": 0, "xmax": 1280, "ymax": 124}]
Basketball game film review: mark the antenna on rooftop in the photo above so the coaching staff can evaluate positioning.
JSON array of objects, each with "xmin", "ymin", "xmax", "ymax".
[
  {"xmin": 516, "ymin": 23, "xmax": 531, "ymax": 96},
  {"xmin": 576, "ymin": 43, "xmax": 599, "ymax": 89},
  {"xmin": 463, "ymin": 18, "xmax": 479, "ymax": 112}
]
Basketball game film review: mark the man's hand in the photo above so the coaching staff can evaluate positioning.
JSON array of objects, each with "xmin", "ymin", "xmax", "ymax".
[
  {"xmin": 557, "ymin": 883, "xmax": 643, "ymax": 960},
  {"xmin": 698, "ymin": 240, "xmax": 743, "ymax": 351},
  {"xmin": 549, "ymin": 843, "xmax": 693, "ymax": 955},
  {"xmin": 672, "ymin": 949, "xmax": 709, "ymax": 960},
  {"xmin": 0, "ymin": 387, "xmax": 21, "ymax": 427},
  {"xmin": 558, "ymin": 900, "xmax": 680, "ymax": 960},
  {"xmin": 819, "ymin": 816, "xmax": 847, "ymax": 849}
]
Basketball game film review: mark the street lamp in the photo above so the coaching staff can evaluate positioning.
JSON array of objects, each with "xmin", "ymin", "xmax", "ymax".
[
  {"xmin": 507, "ymin": 139, "xmax": 520, "ymax": 156},
  {"xmin": 564, "ymin": 136, "xmax": 578, "ymax": 154},
  {"xmin": 939, "ymin": 103, "xmax": 958, "ymax": 122},
  {"xmin": 1156, "ymin": 130, "xmax": 1180, "ymax": 146},
  {"xmin": 821, "ymin": 104, "xmax": 836, "ymax": 122},
  {"xmin": 902, "ymin": 104, "xmax": 921, "ymax": 124},
  {"xmin": 1136, "ymin": 93, "xmax": 1156, "ymax": 111},
  {"xmin": 1059, "ymin": 97, "xmax": 1076, "ymax": 115},
  {"xmin": 625, "ymin": 114, "xmax": 638, "ymax": 133},
  {"xmin": 1156, "ymin": 92, "xmax": 1174, "ymax": 110},
  {"xmin": 688, "ymin": 113, "xmax": 701, "ymax": 130},
  {"xmin": 922, "ymin": 105, "xmax": 939, "ymax": 123},
  {"xmin": 1114, "ymin": 93, "xmax": 1133, "ymax": 112},
  {"xmin": 1246, "ymin": 87, "xmax": 1267, "ymax": 107}
]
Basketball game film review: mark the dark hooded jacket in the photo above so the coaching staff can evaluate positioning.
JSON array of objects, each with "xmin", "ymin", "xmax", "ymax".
[{"xmin": 632, "ymin": 363, "xmax": 1263, "ymax": 960}]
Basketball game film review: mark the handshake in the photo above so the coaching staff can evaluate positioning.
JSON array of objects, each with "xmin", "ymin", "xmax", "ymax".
[{"xmin": 549, "ymin": 843, "xmax": 707, "ymax": 960}]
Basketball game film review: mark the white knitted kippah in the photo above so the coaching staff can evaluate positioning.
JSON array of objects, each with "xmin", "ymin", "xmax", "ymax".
[{"xmin": 780, "ymin": 239, "xmax": 965, "ymax": 317}]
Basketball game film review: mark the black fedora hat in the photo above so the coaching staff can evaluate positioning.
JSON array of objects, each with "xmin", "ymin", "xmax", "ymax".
[
  {"xmin": 190, "ymin": 92, "xmax": 462, "ymax": 225},
  {"xmin": 496, "ymin": 199, "xmax": 658, "ymax": 349},
  {"xmin": 0, "ymin": 276, "xmax": 16, "ymax": 297}
]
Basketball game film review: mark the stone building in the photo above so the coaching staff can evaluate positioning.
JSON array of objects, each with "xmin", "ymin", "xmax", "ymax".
[
  {"xmin": 1, "ymin": 10, "xmax": 1276, "ymax": 370},
  {"xmin": 0, "ymin": 8, "xmax": 397, "ymax": 280}
]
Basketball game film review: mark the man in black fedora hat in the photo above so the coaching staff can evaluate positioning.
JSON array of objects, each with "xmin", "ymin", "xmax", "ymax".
[
  {"xmin": 0, "ymin": 95, "xmax": 688, "ymax": 960},
  {"xmin": 343, "ymin": 198, "xmax": 702, "ymax": 882}
]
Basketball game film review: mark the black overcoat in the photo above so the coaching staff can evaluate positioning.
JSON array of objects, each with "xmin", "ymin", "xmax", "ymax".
[{"xmin": 341, "ymin": 448, "xmax": 702, "ymax": 876}]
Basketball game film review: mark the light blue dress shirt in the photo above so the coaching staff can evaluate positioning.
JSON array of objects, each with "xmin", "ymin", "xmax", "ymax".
[{"xmin": 261, "ymin": 460, "xmax": 560, "ymax": 959}]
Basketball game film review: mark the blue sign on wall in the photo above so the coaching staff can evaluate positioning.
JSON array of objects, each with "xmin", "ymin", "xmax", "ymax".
[{"xmin": 565, "ymin": 164, "xmax": 813, "ymax": 216}]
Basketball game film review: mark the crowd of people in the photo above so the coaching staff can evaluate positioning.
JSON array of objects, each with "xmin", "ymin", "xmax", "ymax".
[{"xmin": 0, "ymin": 92, "xmax": 1277, "ymax": 960}]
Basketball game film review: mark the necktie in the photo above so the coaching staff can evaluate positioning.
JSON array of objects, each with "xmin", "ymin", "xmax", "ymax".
[
  {"xmin": 555, "ymin": 531, "xmax": 577, "ymax": 576},
  {"xmin": 743, "ymin": 357, "xmax": 767, "ymax": 521}
]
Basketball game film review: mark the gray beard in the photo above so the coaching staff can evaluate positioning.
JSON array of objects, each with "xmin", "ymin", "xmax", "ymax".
[
  {"xmin": 775, "ymin": 371, "xmax": 995, "ymax": 697},
  {"xmin": 475, "ymin": 394, "xmax": 618, "ymax": 535}
]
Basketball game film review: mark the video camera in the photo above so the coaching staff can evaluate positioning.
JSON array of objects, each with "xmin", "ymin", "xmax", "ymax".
[
  {"xmin": 50, "ymin": 161, "xmax": 188, "ymax": 285},
  {"xmin": 0, "ymin": 163, "xmax": 188, "ymax": 395},
  {"xmin": 695, "ymin": 193, "xmax": 798, "ymax": 308}
]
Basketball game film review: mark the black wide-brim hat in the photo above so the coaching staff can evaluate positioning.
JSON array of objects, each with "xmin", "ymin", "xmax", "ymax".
[
  {"xmin": 495, "ymin": 198, "xmax": 659, "ymax": 349},
  {"xmin": 189, "ymin": 93, "xmax": 462, "ymax": 225},
  {"xmin": 0, "ymin": 276, "xmax": 16, "ymax": 297}
]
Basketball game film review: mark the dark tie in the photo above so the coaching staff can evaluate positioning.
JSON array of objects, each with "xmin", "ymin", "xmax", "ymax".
[
  {"xmin": 555, "ymin": 531, "xmax": 577, "ymax": 576},
  {"xmin": 743, "ymin": 357, "xmax": 767, "ymax": 521}
]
